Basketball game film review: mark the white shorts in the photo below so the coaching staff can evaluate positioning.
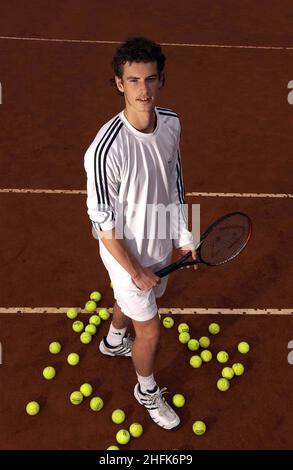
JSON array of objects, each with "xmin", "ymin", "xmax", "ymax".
[{"xmin": 99, "ymin": 244, "xmax": 171, "ymax": 322}]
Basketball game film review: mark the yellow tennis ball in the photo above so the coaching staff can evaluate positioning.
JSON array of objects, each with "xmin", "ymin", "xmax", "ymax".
[
  {"xmin": 66, "ymin": 307, "xmax": 78, "ymax": 319},
  {"xmin": 129, "ymin": 422, "xmax": 143, "ymax": 438},
  {"xmin": 217, "ymin": 378, "xmax": 230, "ymax": 391},
  {"xmin": 190, "ymin": 355, "xmax": 202, "ymax": 368},
  {"xmin": 89, "ymin": 314, "xmax": 101, "ymax": 326},
  {"xmin": 116, "ymin": 429, "xmax": 130, "ymax": 445},
  {"xmin": 80, "ymin": 383, "xmax": 93, "ymax": 397},
  {"xmin": 90, "ymin": 396, "xmax": 104, "ymax": 411},
  {"xmin": 178, "ymin": 323, "xmax": 189, "ymax": 333},
  {"xmin": 200, "ymin": 350, "xmax": 212, "ymax": 362},
  {"xmin": 85, "ymin": 324, "xmax": 97, "ymax": 335},
  {"xmin": 70, "ymin": 391, "xmax": 83, "ymax": 405},
  {"xmin": 232, "ymin": 362, "xmax": 245, "ymax": 376},
  {"xmin": 172, "ymin": 394, "xmax": 185, "ymax": 408},
  {"xmin": 107, "ymin": 445, "xmax": 119, "ymax": 450},
  {"xmin": 80, "ymin": 332, "xmax": 92, "ymax": 344},
  {"xmin": 199, "ymin": 336, "xmax": 210, "ymax": 348},
  {"xmin": 85, "ymin": 300, "xmax": 97, "ymax": 313},
  {"xmin": 112, "ymin": 409, "xmax": 126, "ymax": 424},
  {"xmin": 208, "ymin": 323, "xmax": 220, "ymax": 335},
  {"xmin": 99, "ymin": 308, "xmax": 110, "ymax": 320},
  {"xmin": 49, "ymin": 341, "xmax": 62, "ymax": 354},
  {"xmin": 217, "ymin": 351, "xmax": 229, "ymax": 363},
  {"xmin": 72, "ymin": 320, "xmax": 84, "ymax": 333},
  {"xmin": 67, "ymin": 353, "xmax": 80, "ymax": 366},
  {"xmin": 179, "ymin": 332, "xmax": 190, "ymax": 344},
  {"xmin": 42, "ymin": 366, "xmax": 56, "ymax": 380},
  {"xmin": 26, "ymin": 401, "xmax": 40, "ymax": 416},
  {"xmin": 222, "ymin": 367, "xmax": 235, "ymax": 379},
  {"xmin": 90, "ymin": 291, "xmax": 102, "ymax": 302},
  {"xmin": 162, "ymin": 316, "xmax": 174, "ymax": 328},
  {"xmin": 187, "ymin": 339, "xmax": 199, "ymax": 351},
  {"xmin": 238, "ymin": 341, "xmax": 250, "ymax": 354},
  {"xmin": 192, "ymin": 420, "xmax": 206, "ymax": 435}
]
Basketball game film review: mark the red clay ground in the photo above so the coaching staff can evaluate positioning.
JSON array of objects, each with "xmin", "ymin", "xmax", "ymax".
[{"xmin": 0, "ymin": 0, "xmax": 293, "ymax": 452}]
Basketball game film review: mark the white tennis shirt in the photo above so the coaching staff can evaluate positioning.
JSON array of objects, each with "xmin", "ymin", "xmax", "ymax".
[{"xmin": 84, "ymin": 106, "xmax": 194, "ymax": 267}]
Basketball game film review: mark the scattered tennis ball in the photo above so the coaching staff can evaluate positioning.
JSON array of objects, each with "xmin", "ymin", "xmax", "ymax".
[
  {"xmin": 179, "ymin": 332, "xmax": 190, "ymax": 344},
  {"xmin": 80, "ymin": 332, "xmax": 92, "ymax": 344},
  {"xmin": 85, "ymin": 324, "xmax": 97, "ymax": 335},
  {"xmin": 26, "ymin": 401, "xmax": 40, "ymax": 416},
  {"xmin": 129, "ymin": 422, "xmax": 143, "ymax": 438},
  {"xmin": 70, "ymin": 391, "xmax": 83, "ymax": 405},
  {"xmin": 217, "ymin": 378, "xmax": 230, "ymax": 391},
  {"xmin": 199, "ymin": 336, "xmax": 210, "ymax": 348},
  {"xmin": 222, "ymin": 367, "xmax": 235, "ymax": 380},
  {"xmin": 72, "ymin": 320, "xmax": 84, "ymax": 333},
  {"xmin": 90, "ymin": 291, "xmax": 102, "ymax": 303},
  {"xmin": 200, "ymin": 350, "xmax": 212, "ymax": 362},
  {"xmin": 188, "ymin": 339, "xmax": 199, "ymax": 351},
  {"xmin": 67, "ymin": 353, "xmax": 80, "ymax": 366},
  {"xmin": 85, "ymin": 300, "xmax": 97, "ymax": 313},
  {"xmin": 42, "ymin": 366, "xmax": 56, "ymax": 380},
  {"xmin": 66, "ymin": 307, "xmax": 78, "ymax": 319},
  {"xmin": 238, "ymin": 341, "xmax": 250, "ymax": 354},
  {"xmin": 162, "ymin": 316, "xmax": 174, "ymax": 328},
  {"xmin": 49, "ymin": 341, "xmax": 62, "ymax": 354},
  {"xmin": 90, "ymin": 396, "xmax": 104, "ymax": 411},
  {"xmin": 112, "ymin": 409, "xmax": 126, "ymax": 424},
  {"xmin": 178, "ymin": 323, "xmax": 189, "ymax": 333},
  {"xmin": 232, "ymin": 362, "xmax": 245, "ymax": 376},
  {"xmin": 80, "ymin": 383, "xmax": 93, "ymax": 397},
  {"xmin": 217, "ymin": 351, "xmax": 229, "ymax": 363},
  {"xmin": 99, "ymin": 308, "xmax": 110, "ymax": 320},
  {"xmin": 192, "ymin": 420, "xmax": 206, "ymax": 435},
  {"xmin": 190, "ymin": 355, "xmax": 202, "ymax": 368},
  {"xmin": 110, "ymin": 282, "xmax": 113, "ymax": 289},
  {"xmin": 107, "ymin": 445, "xmax": 119, "ymax": 450},
  {"xmin": 172, "ymin": 394, "xmax": 185, "ymax": 408},
  {"xmin": 116, "ymin": 429, "xmax": 130, "ymax": 445},
  {"xmin": 89, "ymin": 314, "xmax": 101, "ymax": 326},
  {"xmin": 208, "ymin": 323, "xmax": 220, "ymax": 335}
]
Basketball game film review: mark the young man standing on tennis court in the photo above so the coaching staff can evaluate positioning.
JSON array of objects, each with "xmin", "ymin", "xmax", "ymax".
[{"xmin": 84, "ymin": 37, "xmax": 195, "ymax": 430}]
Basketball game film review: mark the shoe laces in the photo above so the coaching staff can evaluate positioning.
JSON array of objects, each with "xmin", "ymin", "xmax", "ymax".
[
  {"xmin": 123, "ymin": 334, "xmax": 134, "ymax": 349},
  {"xmin": 146, "ymin": 387, "xmax": 169, "ymax": 407}
]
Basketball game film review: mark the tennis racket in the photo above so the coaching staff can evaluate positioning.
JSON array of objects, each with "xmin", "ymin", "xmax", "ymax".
[{"xmin": 155, "ymin": 211, "xmax": 252, "ymax": 278}]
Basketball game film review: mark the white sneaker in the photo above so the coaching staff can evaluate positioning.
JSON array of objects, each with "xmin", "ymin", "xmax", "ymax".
[
  {"xmin": 134, "ymin": 383, "xmax": 180, "ymax": 430},
  {"xmin": 99, "ymin": 334, "xmax": 133, "ymax": 357}
]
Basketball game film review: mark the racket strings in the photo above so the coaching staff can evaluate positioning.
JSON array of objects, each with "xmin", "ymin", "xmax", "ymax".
[{"xmin": 200, "ymin": 215, "xmax": 251, "ymax": 265}]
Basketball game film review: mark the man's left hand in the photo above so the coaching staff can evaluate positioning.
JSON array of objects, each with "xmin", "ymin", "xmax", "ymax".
[{"xmin": 176, "ymin": 243, "xmax": 198, "ymax": 270}]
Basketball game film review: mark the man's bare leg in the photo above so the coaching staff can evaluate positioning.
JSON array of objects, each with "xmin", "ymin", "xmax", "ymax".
[
  {"xmin": 132, "ymin": 314, "xmax": 180, "ymax": 429},
  {"xmin": 111, "ymin": 301, "xmax": 130, "ymax": 330},
  {"xmin": 103, "ymin": 301, "xmax": 130, "ymax": 348},
  {"xmin": 131, "ymin": 315, "xmax": 160, "ymax": 390}
]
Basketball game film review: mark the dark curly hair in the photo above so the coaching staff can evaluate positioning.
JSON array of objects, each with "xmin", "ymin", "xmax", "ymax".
[{"xmin": 111, "ymin": 37, "xmax": 166, "ymax": 95}]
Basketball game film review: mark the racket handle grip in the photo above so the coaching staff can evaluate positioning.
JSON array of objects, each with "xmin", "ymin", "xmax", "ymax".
[{"xmin": 155, "ymin": 251, "xmax": 192, "ymax": 278}]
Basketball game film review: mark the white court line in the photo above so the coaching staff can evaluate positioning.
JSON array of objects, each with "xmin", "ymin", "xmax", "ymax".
[
  {"xmin": 0, "ymin": 35, "xmax": 293, "ymax": 51},
  {"xmin": 0, "ymin": 188, "xmax": 292, "ymax": 198},
  {"xmin": 0, "ymin": 188, "xmax": 86, "ymax": 195},
  {"xmin": 186, "ymin": 192, "xmax": 293, "ymax": 198},
  {"xmin": 0, "ymin": 307, "xmax": 292, "ymax": 315}
]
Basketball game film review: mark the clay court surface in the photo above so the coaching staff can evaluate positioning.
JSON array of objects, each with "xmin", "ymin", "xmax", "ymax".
[{"xmin": 0, "ymin": 1, "xmax": 293, "ymax": 452}]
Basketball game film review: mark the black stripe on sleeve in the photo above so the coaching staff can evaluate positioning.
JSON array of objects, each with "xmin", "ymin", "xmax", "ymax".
[{"xmin": 176, "ymin": 150, "xmax": 185, "ymax": 204}]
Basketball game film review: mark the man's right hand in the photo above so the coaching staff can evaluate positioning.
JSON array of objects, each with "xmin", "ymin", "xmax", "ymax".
[{"xmin": 132, "ymin": 267, "xmax": 161, "ymax": 292}]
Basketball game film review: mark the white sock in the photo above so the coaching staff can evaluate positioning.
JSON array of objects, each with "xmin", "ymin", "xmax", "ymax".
[
  {"xmin": 106, "ymin": 323, "xmax": 127, "ymax": 347},
  {"xmin": 136, "ymin": 372, "xmax": 157, "ymax": 393}
]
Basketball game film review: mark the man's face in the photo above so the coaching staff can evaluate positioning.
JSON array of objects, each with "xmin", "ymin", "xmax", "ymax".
[{"xmin": 115, "ymin": 61, "xmax": 163, "ymax": 113}]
